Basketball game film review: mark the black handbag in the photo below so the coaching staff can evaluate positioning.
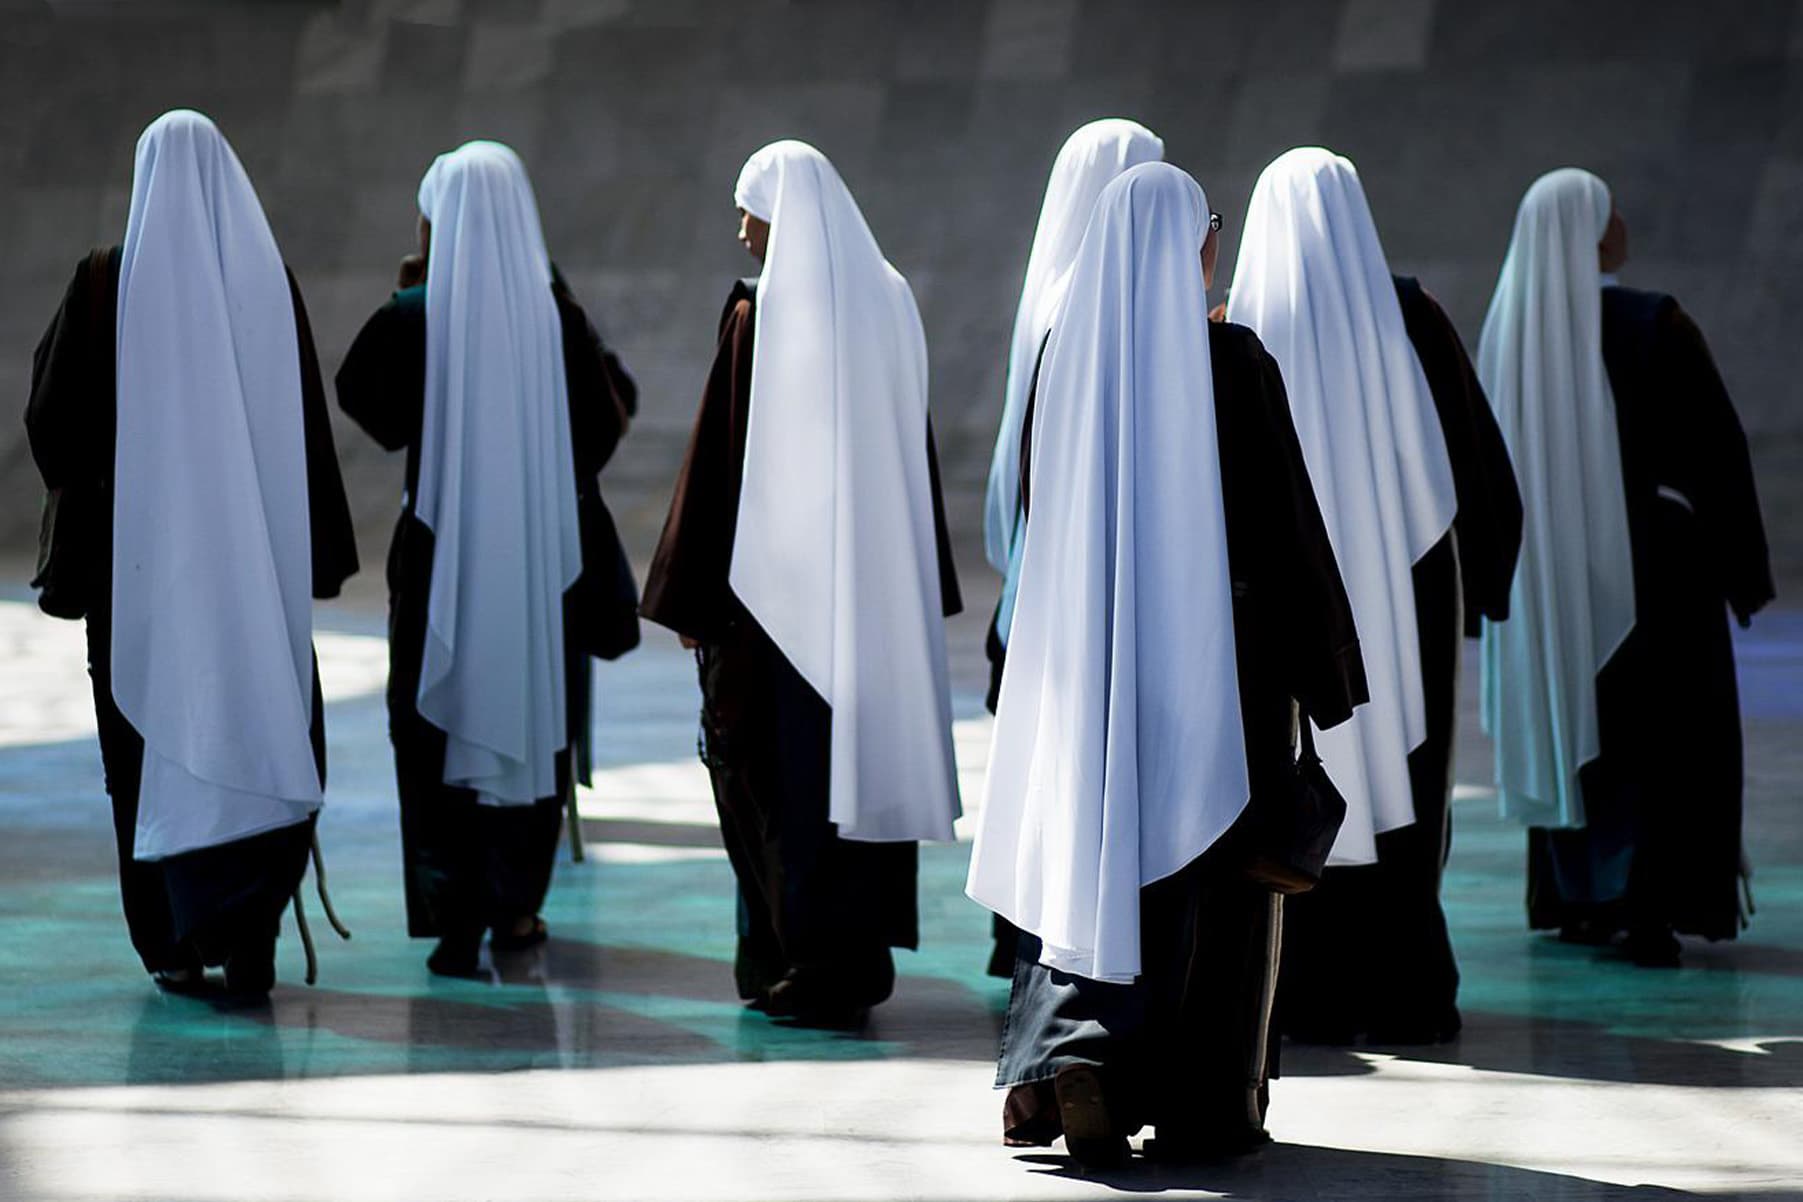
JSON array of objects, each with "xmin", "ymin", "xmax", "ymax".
[
  {"xmin": 574, "ymin": 487, "xmax": 641, "ymax": 662},
  {"xmin": 1241, "ymin": 713, "xmax": 1348, "ymax": 895},
  {"xmin": 31, "ymin": 247, "xmax": 114, "ymax": 621}
]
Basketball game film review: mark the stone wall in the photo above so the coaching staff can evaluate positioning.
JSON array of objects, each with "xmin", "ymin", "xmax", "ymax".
[{"xmin": 3, "ymin": 0, "xmax": 1799, "ymax": 583}]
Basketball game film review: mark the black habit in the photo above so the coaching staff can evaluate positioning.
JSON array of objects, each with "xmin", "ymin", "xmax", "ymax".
[
  {"xmin": 640, "ymin": 279, "xmax": 962, "ymax": 1006},
  {"xmin": 334, "ymin": 269, "xmax": 636, "ymax": 943},
  {"xmin": 1277, "ymin": 276, "xmax": 1524, "ymax": 1044},
  {"xmin": 994, "ymin": 319, "xmax": 1368, "ymax": 1149},
  {"xmin": 25, "ymin": 247, "xmax": 359, "ymax": 975},
  {"xmin": 1528, "ymin": 287, "xmax": 1774, "ymax": 948}
]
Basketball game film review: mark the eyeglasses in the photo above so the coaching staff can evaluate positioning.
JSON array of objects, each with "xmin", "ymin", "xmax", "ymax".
[{"xmin": 1209, "ymin": 212, "xmax": 1223, "ymax": 232}]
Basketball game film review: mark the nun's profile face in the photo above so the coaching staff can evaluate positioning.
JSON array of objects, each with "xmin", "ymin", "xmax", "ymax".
[
  {"xmin": 738, "ymin": 209, "xmax": 770, "ymax": 261},
  {"xmin": 418, "ymin": 214, "xmax": 432, "ymax": 259},
  {"xmin": 1599, "ymin": 206, "xmax": 1628, "ymax": 272},
  {"xmin": 1201, "ymin": 227, "xmax": 1220, "ymax": 291}
]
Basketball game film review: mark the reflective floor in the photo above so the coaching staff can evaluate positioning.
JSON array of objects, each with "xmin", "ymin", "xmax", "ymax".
[{"xmin": 2, "ymin": 585, "xmax": 1801, "ymax": 1201}]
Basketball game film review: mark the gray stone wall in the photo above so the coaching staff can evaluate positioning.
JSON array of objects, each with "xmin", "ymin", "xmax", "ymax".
[{"xmin": 3, "ymin": 0, "xmax": 1799, "ymax": 583}]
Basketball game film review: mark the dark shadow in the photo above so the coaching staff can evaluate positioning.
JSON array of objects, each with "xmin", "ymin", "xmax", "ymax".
[
  {"xmin": 1014, "ymin": 1141, "xmax": 1798, "ymax": 1199},
  {"xmin": 1279, "ymin": 1008, "xmax": 1803, "ymax": 1090}
]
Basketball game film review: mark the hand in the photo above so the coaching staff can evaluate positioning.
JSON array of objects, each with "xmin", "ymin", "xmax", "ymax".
[
  {"xmin": 397, "ymin": 253, "xmax": 427, "ymax": 290},
  {"xmin": 1208, "ymin": 301, "xmax": 1228, "ymax": 324},
  {"xmin": 679, "ymin": 635, "xmax": 699, "ymax": 651}
]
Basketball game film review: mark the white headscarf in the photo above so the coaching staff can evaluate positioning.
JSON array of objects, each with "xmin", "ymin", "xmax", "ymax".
[
  {"xmin": 1478, "ymin": 168, "xmax": 1635, "ymax": 829},
  {"xmin": 1226, "ymin": 147, "xmax": 1458, "ymax": 866},
  {"xmin": 984, "ymin": 118, "xmax": 1165, "ymax": 578},
  {"xmin": 730, "ymin": 140, "xmax": 960, "ymax": 843},
  {"xmin": 415, "ymin": 141, "xmax": 580, "ymax": 806},
  {"xmin": 112, "ymin": 109, "xmax": 322, "ymax": 860},
  {"xmin": 967, "ymin": 162, "xmax": 1246, "ymax": 984}
]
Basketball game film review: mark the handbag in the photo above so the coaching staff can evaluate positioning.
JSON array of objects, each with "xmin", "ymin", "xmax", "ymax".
[
  {"xmin": 574, "ymin": 487, "xmax": 641, "ymax": 662},
  {"xmin": 1240, "ymin": 711, "xmax": 1348, "ymax": 895},
  {"xmin": 32, "ymin": 247, "xmax": 114, "ymax": 621}
]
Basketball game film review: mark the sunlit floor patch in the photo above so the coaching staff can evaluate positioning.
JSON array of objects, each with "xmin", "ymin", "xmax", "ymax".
[{"xmin": 3, "ymin": 1056, "xmax": 1800, "ymax": 1201}]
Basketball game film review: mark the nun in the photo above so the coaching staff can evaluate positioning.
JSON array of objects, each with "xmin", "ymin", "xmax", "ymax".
[
  {"xmin": 24, "ymin": 110, "xmax": 359, "ymax": 998},
  {"xmin": 335, "ymin": 141, "xmax": 639, "ymax": 978},
  {"xmin": 641, "ymin": 140, "xmax": 962, "ymax": 1024},
  {"xmin": 968, "ymin": 162, "xmax": 1366, "ymax": 1166},
  {"xmin": 979, "ymin": 117, "xmax": 1164, "ymax": 978},
  {"xmin": 1480, "ymin": 169, "xmax": 1773, "ymax": 967},
  {"xmin": 1226, "ymin": 147, "xmax": 1523, "ymax": 1044}
]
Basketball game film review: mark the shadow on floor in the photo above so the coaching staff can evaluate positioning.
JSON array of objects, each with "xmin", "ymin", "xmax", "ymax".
[{"xmin": 1016, "ymin": 1142, "xmax": 1802, "ymax": 1200}]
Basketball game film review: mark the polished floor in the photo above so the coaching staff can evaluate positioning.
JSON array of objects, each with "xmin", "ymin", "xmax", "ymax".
[{"xmin": 1, "ymin": 583, "xmax": 1801, "ymax": 1201}]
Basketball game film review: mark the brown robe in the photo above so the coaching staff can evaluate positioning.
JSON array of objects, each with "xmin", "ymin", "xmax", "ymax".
[{"xmin": 641, "ymin": 278, "xmax": 961, "ymax": 1000}]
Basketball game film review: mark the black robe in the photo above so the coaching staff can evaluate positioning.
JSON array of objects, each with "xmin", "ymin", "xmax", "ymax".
[
  {"xmin": 1528, "ymin": 287, "xmax": 1774, "ymax": 943},
  {"xmin": 1277, "ymin": 276, "xmax": 1524, "ymax": 1044},
  {"xmin": 995, "ymin": 320, "xmax": 1367, "ymax": 1145},
  {"xmin": 334, "ymin": 269, "xmax": 636, "ymax": 941},
  {"xmin": 640, "ymin": 279, "xmax": 962, "ymax": 1000},
  {"xmin": 25, "ymin": 246, "xmax": 359, "ymax": 974}
]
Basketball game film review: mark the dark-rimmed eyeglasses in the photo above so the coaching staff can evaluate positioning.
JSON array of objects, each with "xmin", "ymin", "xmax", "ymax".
[{"xmin": 1209, "ymin": 212, "xmax": 1223, "ymax": 232}]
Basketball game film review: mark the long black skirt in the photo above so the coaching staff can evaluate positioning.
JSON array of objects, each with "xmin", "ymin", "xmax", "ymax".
[
  {"xmin": 995, "ymin": 843, "xmax": 1282, "ymax": 1141},
  {"xmin": 1528, "ymin": 499, "xmax": 1747, "ymax": 942},
  {"xmin": 697, "ymin": 618, "xmax": 917, "ymax": 1000},
  {"xmin": 1275, "ymin": 535, "xmax": 1462, "ymax": 1044}
]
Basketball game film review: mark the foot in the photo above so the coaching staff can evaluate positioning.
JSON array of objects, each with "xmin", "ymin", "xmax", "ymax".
[
  {"xmin": 151, "ymin": 965, "xmax": 209, "ymax": 996},
  {"xmin": 1623, "ymin": 926, "xmax": 1681, "ymax": 969},
  {"xmin": 490, "ymin": 916, "xmax": 548, "ymax": 953},
  {"xmin": 222, "ymin": 942, "xmax": 276, "ymax": 1000},
  {"xmin": 427, "ymin": 932, "xmax": 484, "ymax": 978},
  {"xmin": 763, "ymin": 970, "xmax": 869, "ymax": 1027},
  {"xmin": 1054, "ymin": 1064, "xmax": 1129, "ymax": 1170},
  {"xmin": 1558, "ymin": 918, "xmax": 1620, "ymax": 947}
]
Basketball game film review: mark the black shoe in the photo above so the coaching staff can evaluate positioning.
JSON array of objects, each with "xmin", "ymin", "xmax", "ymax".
[
  {"xmin": 222, "ymin": 942, "xmax": 276, "ymax": 1000},
  {"xmin": 1143, "ymin": 1124, "xmax": 1271, "ymax": 1163},
  {"xmin": 427, "ymin": 931, "xmax": 485, "ymax": 979},
  {"xmin": 763, "ymin": 970, "xmax": 868, "ymax": 1028},
  {"xmin": 1623, "ymin": 926, "xmax": 1681, "ymax": 969},
  {"xmin": 1054, "ymin": 1064, "xmax": 1129, "ymax": 1170},
  {"xmin": 1558, "ymin": 918, "xmax": 1620, "ymax": 947}
]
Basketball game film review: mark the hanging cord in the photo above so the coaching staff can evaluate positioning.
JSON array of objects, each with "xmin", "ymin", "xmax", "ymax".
[
  {"xmin": 290, "ymin": 830, "xmax": 353, "ymax": 987},
  {"xmin": 566, "ymin": 776, "xmax": 585, "ymax": 864},
  {"xmin": 293, "ymin": 887, "xmax": 319, "ymax": 986},
  {"xmin": 310, "ymin": 829, "xmax": 353, "ymax": 941},
  {"xmin": 1739, "ymin": 844, "xmax": 1757, "ymax": 931}
]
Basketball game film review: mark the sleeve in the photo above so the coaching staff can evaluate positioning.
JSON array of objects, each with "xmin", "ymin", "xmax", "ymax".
[
  {"xmin": 638, "ymin": 296, "xmax": 756, "ymax": 642},
  {"xmin": 333, "ymin": 294, "xmax": 424, "ymax": 453},
  {"xmin": 553, "ymin": 273, "xmax": 634, "ymax": 475},
  {"xmin": 288, "ymin": 270, "xmax": 360, "ymax": 599},
  {"xmin": 1659, "ymin": 304, "xmax": 1775, "ymax": 625},
  {"xmin": 1411, "ymin": 288, "xmax": 1524, "ymax": 635},
  {"xmin": 24, "ymin": 256, "xmax": 96, "ymax": 490},
  {"xmin": 926, "ymin": 419, "xmax": 963, "ymax": 617},
  {"xmin": 1253, "ymin": 343, "xmax": 1369, "ymax": 728}
]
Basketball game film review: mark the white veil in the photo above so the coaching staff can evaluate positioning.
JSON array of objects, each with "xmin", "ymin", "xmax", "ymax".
[
  {"xmin": 414, "ymin": 141, "xmax": 581, "ymax": 806},
  {"xmin": 967, "ymin": 163, "xmax": 1246, "ymax": 984},
  {"xmin": 730, "ymin": 140, "xmax": 960, "ymax": 844},
  {"xmin": 1477, "ymin": 168, "xmax": 1635, "ymax": 829},
  {"xmin": 983, "ymin": 118, "xmax": 1164, "ymax": 579},
  {"xmin": 1226, "ymin": 147, "xmax": 1458, "ymax": 865},
  {"xmin": 112, "ymin": 109, "xmax": 323, "ymax": 860}
]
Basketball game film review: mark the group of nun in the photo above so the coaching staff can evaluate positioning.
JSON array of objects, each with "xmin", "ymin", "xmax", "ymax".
[
  {"xmin": 24, "ymin": 108, "xmax": 1772, "ymax": 1166},
  {"xmin": 27, "ymin": 111, "xmax": 637, "ymax": 992}
]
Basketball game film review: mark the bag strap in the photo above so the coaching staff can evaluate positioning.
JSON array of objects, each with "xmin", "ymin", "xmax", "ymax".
[{"xmin": 1297, "ymin": 708, "xmax": 1319, "ymax": 765}]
